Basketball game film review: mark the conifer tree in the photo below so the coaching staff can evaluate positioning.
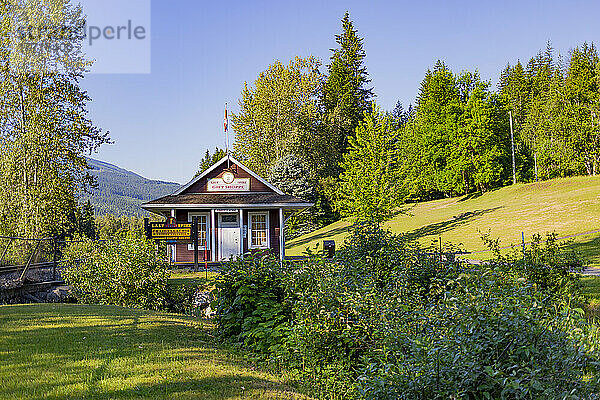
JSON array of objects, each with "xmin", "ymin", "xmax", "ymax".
[
  {"xmin": 320, "ymin": 11, "xmax": 373, "ymax": 177},
  {"xmin": 195, "ymin": 147, "xmax": 226, "ymax": 177}
]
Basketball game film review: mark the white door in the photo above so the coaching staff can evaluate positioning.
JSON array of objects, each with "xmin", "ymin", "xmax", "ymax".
[{"xmin": 218, "ymin": 213, "xmax": 241, "ymax": 261}]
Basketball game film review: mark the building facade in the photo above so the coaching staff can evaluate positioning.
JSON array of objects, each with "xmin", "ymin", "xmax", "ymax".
[{"xmin": 142, "ymin": 156, "xmax": 313, "ymax": 264}]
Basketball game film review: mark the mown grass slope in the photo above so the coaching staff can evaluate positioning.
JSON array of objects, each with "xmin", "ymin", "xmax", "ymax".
[
  {"xmin": 287, "ymin": 175, "xmax": 600, "ymax": 267},
  {"xmin": 0, "ymin": 304, "xmax": 309, "ymax": 400}
]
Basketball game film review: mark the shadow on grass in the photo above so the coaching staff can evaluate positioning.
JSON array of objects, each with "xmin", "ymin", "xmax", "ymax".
[
  {"xmin": 458, "ymin": 192, "xmax": 483, "ymax": 202},
  {"xmin": 60, "ymin": 376, "xmax": 304, "ymax": 400},
  {"xmin": 0, "ymin": 305, "xmax": 305, "ymax": 400},
  {"xmin": 572, "ymin": 234, "xmax": 600, "ymax": 268},
  {"xmin": 287, "ymin": 225, "xmax": 351, "ymax": 249},
  {"xmin": 404, "ymin": 207, "xmax": 504, "ymax": 241}
]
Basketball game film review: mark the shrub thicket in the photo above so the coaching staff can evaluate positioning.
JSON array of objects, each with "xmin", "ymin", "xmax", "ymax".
[
  {"xmin": 215, "ymin": 253, "xmax": 292, "ymax": 356},
  {"xmin": 62, "ymin": 232, "xmax": 170, "ymax": 310},
  {"xmin": 215, "ymin": 223, "xmax": 600, "ymax": 399}
]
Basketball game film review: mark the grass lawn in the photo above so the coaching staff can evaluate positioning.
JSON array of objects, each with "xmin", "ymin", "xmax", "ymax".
[
  {"xmin": 0, "ymin": 304, "xmax": 309, "ymax": 400},
  {"xmin": 583, "ymin": 276, "xmax": 600, "ymax": 302},
  {"xmin": 168, "ymin": 270, "xmax": 219, "ymax": 288},
  {"xmin": 287, "ymin": 175, "xmax": 600, "ymax": 267}
]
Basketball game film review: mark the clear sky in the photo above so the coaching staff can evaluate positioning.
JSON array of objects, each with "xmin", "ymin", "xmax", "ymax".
[{"xmin": 82, "ymin": 0, "xmax": 600, "ymax": 184}]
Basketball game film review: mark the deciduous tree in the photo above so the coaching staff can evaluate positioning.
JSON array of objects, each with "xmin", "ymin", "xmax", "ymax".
[
  {"xmin": 336, "ymin": 105, "xmax": 403, "ymax": 223},
  {"xmin": 232, "ymin": 56, "xmax": 323, "ymax": 177}
]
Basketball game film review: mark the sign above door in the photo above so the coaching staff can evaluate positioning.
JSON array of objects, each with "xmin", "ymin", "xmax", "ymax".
[{"xmin": 207, "ymin": 177, "xmax": 250, "ymax": 192}]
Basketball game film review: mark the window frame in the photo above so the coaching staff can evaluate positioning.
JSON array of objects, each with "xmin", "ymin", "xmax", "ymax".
[
  {"xmin": 248, "ymin": 211, "xmax": 270, "ymax": 249},
  {"xmin": 187, "ymin": 212, "xmax": 210, "ymax": 251}
]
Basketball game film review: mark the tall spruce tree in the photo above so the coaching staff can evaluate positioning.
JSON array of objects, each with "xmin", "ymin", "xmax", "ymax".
[
  {"xmin": 399, "ymin": 63, "xmax": 511, "ymax": 198},
  {"xmin": 194, "ymin": 147, "xmax": 226, "ymax": 177},
  {"xmin": 320, "ymin": 11, "xmax": 373, "ymax": 177}
]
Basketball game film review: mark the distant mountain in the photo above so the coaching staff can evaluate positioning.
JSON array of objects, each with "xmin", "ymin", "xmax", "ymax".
[{"xmin": 82, "ymin": 158, "xmax": 181, "ymax": 216}]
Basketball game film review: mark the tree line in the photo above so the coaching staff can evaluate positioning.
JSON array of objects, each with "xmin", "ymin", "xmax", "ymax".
[{"xmin": 226, "ymin": 12, "xmax": 600, "ymax": 225}]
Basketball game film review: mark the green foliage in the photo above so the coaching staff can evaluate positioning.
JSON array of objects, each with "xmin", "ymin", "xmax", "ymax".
[
  {"xmin": 164, "ymin": 282, "xmax": 202, "ymax": 315},
  {"xmin": 502, "ymin": 42, "xmax": 600, "ymax": 180},
  {"xmin": 214, "ymin": 254, "xmax": 292, "ymax": 357},
  {"xmin": 61, "ymin": 233, "xmax": 170, "ymax": 310},
  {"xmin": 269, "ymin": 154, "xmax": 324, "ymax": 240},
  {"xmin": 401, "ymin": 63, "xmax": 511, "ymax": 199},
  {"xmin": 0, "ymin": 1, "xmax": 109, "ymax": 240},
  {"xmin": 215, "ymin": 223, "xmax": 600, "ymax": 399},
  {"xmin": 194, "ymin": 148, "xmax": 226, "ymax": 177},
  {"xmin": 74, "ymin": 200, "xmax": 96, "ymax": 239},
  {"xmin": 269, "ymin": 154, "xmax": 315, "ymax": 201},
  {"xmin": 94, "ymin": 214, "xmax": 148, "ymax": 240},
  {"xmin": 336, "ymin": 105, "xmax": 405, "ymax": 222},
  {"xmin": 485, "ymin": 232, "xmax": 585, "ymax": 302},
  {"xmin": 321, "ymin": 11, "xmax": 374, "ymax": 177},
  {"xmin": 358, "ymin": 269, "xmax": 600, "ymax": 399},
  {"xmin": 232, "ymin": 56, "xmax": 324, "ymax": 178}
]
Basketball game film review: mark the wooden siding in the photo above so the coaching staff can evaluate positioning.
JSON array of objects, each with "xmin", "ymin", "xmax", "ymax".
[
  {"xmin": 173, "ymin": 208, "xmax": 281, "ymax": 264},
  {"xmin": 182, "ymin": 162, "xmax": 273, "ymax": 194}
]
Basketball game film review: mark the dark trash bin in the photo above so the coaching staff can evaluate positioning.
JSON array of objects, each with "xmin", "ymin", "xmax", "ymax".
[{"xmin": 323, "ymin": 240, "xmax": 335, "ymax": 259}]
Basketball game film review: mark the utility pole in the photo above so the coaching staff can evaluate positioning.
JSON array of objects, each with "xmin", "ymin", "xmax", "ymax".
[{"xmin": 509, "ymin": 111, "xmax": 516, "ymax": 185}]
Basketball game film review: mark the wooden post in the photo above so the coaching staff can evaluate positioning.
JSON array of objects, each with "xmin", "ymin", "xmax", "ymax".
[
  {"xmin": 144, "ymin": 218, "xmax": 150, "ymax": 239},
  {"xmin": 279, "ymin": 208, "xmax": 284, "ymax": 261},
  {"xmin": 192, "ymin": 216, "xmax": 199, "ymax": 272}
]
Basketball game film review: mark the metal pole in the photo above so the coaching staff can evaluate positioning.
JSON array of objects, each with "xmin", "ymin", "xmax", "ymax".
[
  {"xmin": 0, "ymin": 238, "xmax": 13, "ymax": 266},
  {"xmin": 521, "ymin": 232, "xmax": 526, "ymax": 256},
  {"xmin": 205, "ymin": 247, "xmax": 208, "ymax": 281},
  {"xmin": 192, "ymin": 216, "xmax": 199, "ymax": 272},
  {"xmin": 534, "ymin": 152, "xmax": 538, "ymax": 182},
  {"xmin": 509, "ymin": 111, "xmax": 516, "ymax": 185},
  {"xmin": 20, "ymin": 241, "xmax": 41, "ymax": 283}
]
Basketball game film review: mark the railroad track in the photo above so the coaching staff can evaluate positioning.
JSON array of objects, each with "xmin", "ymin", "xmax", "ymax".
[{"xmin": 0, "ymin": 261, "xmax": 56, "ymax": 275}]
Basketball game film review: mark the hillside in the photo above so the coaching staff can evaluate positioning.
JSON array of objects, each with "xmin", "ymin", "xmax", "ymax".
[
  {"xmin": 82, "ymin": 158, "xmax": 180, "ymax": 216},
  {"xmin": 287, "ymin": 175, "xmax": 600, "ymax": 267}
]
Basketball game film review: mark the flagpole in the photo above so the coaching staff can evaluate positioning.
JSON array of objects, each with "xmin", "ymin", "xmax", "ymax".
[{"xmin": 224, "ymin": 103, "xmax": 230, "ymax": 168}]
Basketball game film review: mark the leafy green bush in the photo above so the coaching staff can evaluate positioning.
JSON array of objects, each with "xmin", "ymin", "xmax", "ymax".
[
  {"xmin": 286, "ymin": 224, "xmax": 463, "ymax": 397},
  {"xmin": 357, "ymin": 268, "xmax": 600, "ymax": 399},
  {"xmin": 164, "ymin": 283, "xmax": 199, "ymax": 315},
  {"xmin": 484, "ymin": 232, "xmax": 585, "ymax": 302},
  {"xmin": 214, "ymin": 223, "xmax": 600, "ymax": 399},
  {"xmin": 214, "ymin": 253, "xmax": 292, "ymax": 356},
  {"xmin": 61, "ymin": 232, "xmax": 170, "ymax": 310}
]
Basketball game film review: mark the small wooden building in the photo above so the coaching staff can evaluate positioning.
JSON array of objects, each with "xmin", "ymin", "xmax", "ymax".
[{"xmin": 142, "ymin": 155, "xmax": 313, "ymax": 264}]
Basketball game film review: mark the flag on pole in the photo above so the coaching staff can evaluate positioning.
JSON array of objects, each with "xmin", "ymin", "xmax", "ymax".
[{"xmin": 224, "ymin": 103, "xmax": 228, "ymax": 133}]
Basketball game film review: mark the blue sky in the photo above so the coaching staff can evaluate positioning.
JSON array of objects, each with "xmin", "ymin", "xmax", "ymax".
[{"xmin": 82, "ymin": 0, "xmax": 600, "ymax": 184}]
